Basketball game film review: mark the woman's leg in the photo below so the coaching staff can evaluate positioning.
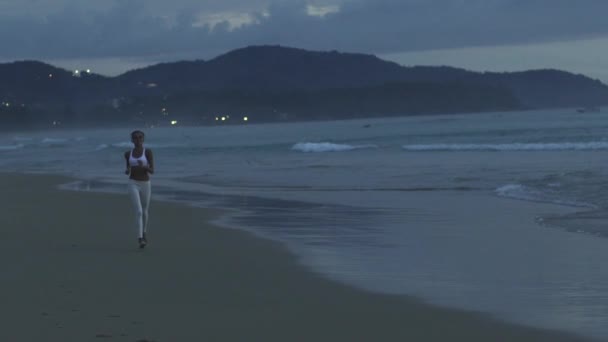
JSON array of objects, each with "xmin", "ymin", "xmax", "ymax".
[
  {"xmin": 140, "ymin": 181, "xmax": 151, "ymax": 237},
  {"xmin": 128, "ymin": 181, "xmax": 144, "ymax": 238}
]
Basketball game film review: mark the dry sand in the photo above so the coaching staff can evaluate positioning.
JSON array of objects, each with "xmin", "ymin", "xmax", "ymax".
[{"xmin": 0, "ymin": 173, "xmax": 594, "ymax": 341}]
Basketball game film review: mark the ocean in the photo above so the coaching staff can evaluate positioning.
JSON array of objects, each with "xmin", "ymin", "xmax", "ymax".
[{"xmin": 2, "ymin": 107, "xmax": 608, "ymax": 339}]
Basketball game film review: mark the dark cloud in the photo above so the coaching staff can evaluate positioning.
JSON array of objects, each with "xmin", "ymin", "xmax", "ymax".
[{"xmin": 1, "ymin": 0, "xmax": 607, "ymax": 61}]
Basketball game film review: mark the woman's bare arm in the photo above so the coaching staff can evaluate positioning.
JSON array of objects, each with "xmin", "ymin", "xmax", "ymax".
[
  {"xmin": 124, "ymin": 151, "xmax": 131, "ymax": 175},
  {"xmin": 145, "ymin": 149, "xmax": 154, "ymax": 174}
]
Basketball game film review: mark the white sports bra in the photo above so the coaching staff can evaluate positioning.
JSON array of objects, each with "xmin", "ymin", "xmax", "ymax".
[{"xmin": 129, "ymin": 148, "xmax": 149, "ymax": 167}]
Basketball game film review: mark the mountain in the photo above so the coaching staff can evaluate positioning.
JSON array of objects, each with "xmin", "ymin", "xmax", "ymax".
[
  {"xmin": 0, "ymin": 61, "xmax": 113, "ymax": 103},
  {"xmin": 118, "ymin": 46, "xmax": 408, "ymax": 92},
  {"xmin": 1, "ymin": 45, "xmax": 607, "ymax": 128},
  {"xmin": 116, "ymin": 46, "xmax": 608, "ymax": 108},
  {"xmin": 488, "ymin": 70, "xmax": 608, "ymax": 108}
]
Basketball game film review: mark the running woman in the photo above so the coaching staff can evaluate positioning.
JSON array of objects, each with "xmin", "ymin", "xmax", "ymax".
[{"xmin": 124, "ymin": 130, "xmax": 154, "ymax": 248}]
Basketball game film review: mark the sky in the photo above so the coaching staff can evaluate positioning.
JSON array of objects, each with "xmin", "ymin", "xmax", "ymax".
[{"xmin": 1, "ymin": 0, "xmax": 608, "ymax": 82}]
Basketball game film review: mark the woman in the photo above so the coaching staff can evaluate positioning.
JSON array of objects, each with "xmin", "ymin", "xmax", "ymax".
[{"xmin": 125, "ymin": 130, "xmax": 154, "ymax": 248}]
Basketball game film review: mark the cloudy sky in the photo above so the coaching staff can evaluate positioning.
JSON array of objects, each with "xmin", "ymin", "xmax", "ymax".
[{"xmin": 1, "ymin": 0, "xmax": 607, "ymax": 82}]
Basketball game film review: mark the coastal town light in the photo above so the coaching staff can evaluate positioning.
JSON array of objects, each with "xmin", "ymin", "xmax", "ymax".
[
  {"xmin": 243, "ymin": 117, "xmax": 248, "ymax": 121},
  {"xmin": 171, "ymin": 120, "xmax": 178, "ymax": 125}
]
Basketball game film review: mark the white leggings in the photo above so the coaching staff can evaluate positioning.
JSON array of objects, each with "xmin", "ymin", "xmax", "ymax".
[{"xmin": 128, "ymin": 180, "xmax": 151, "ymax": 238}]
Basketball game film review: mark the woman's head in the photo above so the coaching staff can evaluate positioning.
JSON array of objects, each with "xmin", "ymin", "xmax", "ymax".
[{"xmin": 131, "ymin": 130, "xmax": 145, "ymax": 147}]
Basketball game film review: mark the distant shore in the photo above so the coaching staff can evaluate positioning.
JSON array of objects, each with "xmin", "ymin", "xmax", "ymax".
[
  {"xmin": 0, "ymin": 106, "xmax": 543, "ymax": 134},
  {"xmin": 0, "ymin": 173, "xmax": 594, "ymax": 341}
]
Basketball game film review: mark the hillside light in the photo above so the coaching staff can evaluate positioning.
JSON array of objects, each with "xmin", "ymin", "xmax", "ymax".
[
  {"xmin": 243, "ymin": 116, "xmax": 248, "ymax": 121},
  {"xmin": 86, "ymin": 69, "xmax": 91, "ymax": 73},
  {"xmin": 221, "ymin": 116, "xmax": 226, "ymax": 121},
  {"xmin": 215, "ymin": 117, "xmax": 219, "ymax": 121},
  {"xmin": 171, "ymin": 120, "xmax": 178, "ymax": 125}
]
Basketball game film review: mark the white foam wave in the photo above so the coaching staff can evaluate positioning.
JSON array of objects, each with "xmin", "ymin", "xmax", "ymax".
[
  {"xmin": 496, "ymin": 184, "xmax": 593, "ymax": 208},
  {"xmin": 95, "ymin": 144, "xmax": 109, "ymax": 151},
  {"xmin": 402, "ymin": 142, "xmax": 608, "ymax": 151},
  {"xmin": 292, "ymin": 142, "xmax": 377, "ymax": 153},
  {"xmin": 41, "ymin": 138, "xmax": 69, "ymax": 144},
  {"xmin": 496, "ymin": 184, "xmax": 543, "ymax": 201},
  {"xmin": 13, "ymin": 136, "xmax": 32, "ymax": 142},
  {"xmin": 111, "ymin": 142, "xmax": 134, "ymax": 148},
  {"xmin": 110, "ymin": 142, "xmax": 186, "ymax": 149},
  {"xmin": 0, "ymin": 144, "xmax": 24, "ymax": 151}
]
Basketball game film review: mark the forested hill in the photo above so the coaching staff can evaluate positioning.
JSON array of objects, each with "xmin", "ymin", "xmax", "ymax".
[{"xmin": 1, "ymin": 46, "xmax": 606, "ymax": 128}]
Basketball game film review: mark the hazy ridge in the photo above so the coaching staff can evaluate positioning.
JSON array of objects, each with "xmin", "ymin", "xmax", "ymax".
[{"xmin": 1, "ymin": 45, "xmax": 607, "ymax": 129}]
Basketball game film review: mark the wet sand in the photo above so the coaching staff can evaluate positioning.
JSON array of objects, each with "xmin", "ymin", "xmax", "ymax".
[{"xmin": 0, "ymin": 173, "xmax": 594, "ymax": 341}]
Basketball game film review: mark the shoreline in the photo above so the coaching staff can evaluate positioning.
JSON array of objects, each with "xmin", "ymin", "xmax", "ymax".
[
  {"xmin": 0, "ymin": 107, "xmax": 577, "ymax": 135},
  {"xmin": 0, "ymin": 172, "xmax": 596, "ymax": 341}
]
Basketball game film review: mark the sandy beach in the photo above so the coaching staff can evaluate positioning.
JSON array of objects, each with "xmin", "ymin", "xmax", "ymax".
[{"xmin": 0, "ymin": 173, "xmax": 594, "ymax": 342}]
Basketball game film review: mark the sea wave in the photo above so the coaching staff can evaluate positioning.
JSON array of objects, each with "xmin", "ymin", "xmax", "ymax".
[
  {"xmin": 495, "ymin": 184, "xmax": 593, "ymax": 208},
  {"xmin": 292, "ymin": 142, "xmax": 377, "ymax": 153},
  {"xmin": 41, "ymin": 138, "xmax": 69, "ymax": 144},
  {"xmin": 95, "ymin": 144, "xmax": 109, "ymax": 151},
  {"xmin": 402, "ymin": 142, "xmax": 608, "ymax": 151},
  {"xmin": 0, "ymin": 144, "xmax": 24, "ymax": 151},
  {"xmin": 110, "ymin": 142, "xmax": 136, "ymax": 148},
  {"xmin": 108, "ymin": 142, "xmax": 187, "ymax": 149},
  {"xmin": 12, "ymin": 136, "xmax": 33, "ymax": 142}
]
